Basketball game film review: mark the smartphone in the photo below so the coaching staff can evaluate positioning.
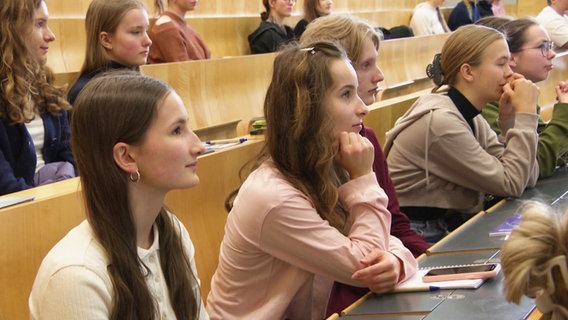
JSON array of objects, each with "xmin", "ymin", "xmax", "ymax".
[{"xmin": 422, "ymin": 263, "xmax": 501, "ymax": 282}]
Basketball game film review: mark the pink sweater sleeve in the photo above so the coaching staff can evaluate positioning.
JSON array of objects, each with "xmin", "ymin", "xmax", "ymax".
[{"xmin": 259, "ymin": 173, "xmax": 416, "ymax": 287}]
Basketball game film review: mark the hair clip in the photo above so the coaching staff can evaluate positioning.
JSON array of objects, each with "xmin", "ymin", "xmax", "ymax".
[{"xmin": 301, "ymin": 47, "xmax": 316, "ymax": 55}]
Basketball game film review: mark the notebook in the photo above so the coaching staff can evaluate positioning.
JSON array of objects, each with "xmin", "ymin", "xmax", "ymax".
[
  {"xmin": 393, "ymin": 266, "xmax": 487, "ymax": 293},
  {"xmin": 0, "ymin": 195, "xmax": 35, "ymax": 209},
  {"xmin": 489, "ymin": 213, "xmax": 522, "ymax": 237}
]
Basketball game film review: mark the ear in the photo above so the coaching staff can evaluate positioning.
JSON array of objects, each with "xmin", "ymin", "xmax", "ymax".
[
  {"xmin": 509, "ymin": 54, "xmax": 519, "ymax": 69},
  {"xmin": 113, "ymin": 142, "xmax": 138, "ymax": 174},
  {"xmin": 99, "ymin": 31, "xmax": 113, "ymax": 50},
  {"xmin": 460, "ymin": 63, "xmax": 475, "ymax": 83}
]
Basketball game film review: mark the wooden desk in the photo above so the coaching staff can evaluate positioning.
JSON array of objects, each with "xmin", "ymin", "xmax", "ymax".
[
  {"xmin": 427, "ymin": 168, "xmax": 568, "ymax": 255},
  {"xmin": 338, "ymin": 169, "xmax": 568, "ymax": 319}
]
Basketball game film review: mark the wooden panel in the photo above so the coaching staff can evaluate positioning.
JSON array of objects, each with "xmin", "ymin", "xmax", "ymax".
[
  {"xmin": 140, "ymin": 53, "xmax": 275, "ymax": 136},
  {"xmin": 378, "ymin": 33, "xmax": 449, "ymax": 100},
  {"xmin": 0, "ymin": 179, "xmax": 85, "ymax": 320},
  {"xmin": 46, "ymin": 18, "xmax": 86, "ymax": 74},
  {"xmin": 48, "ymin": 0, "xmax": 422, "ymax": 17},
  {"xmin": 516, "ymin": 0, "xmax": 545, "ymax": 18},
  {"xmin": 355, "ymin": 9, "xmax": 414, "ymax": 29}
]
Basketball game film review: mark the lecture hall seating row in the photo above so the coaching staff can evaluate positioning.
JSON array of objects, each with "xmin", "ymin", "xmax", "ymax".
[
  {"xmin": 45, "ymin": 8, "xmax": 418, "ymax": 75},
  {"xmin": 47, "ymin": 0, "xmax": 424, "ymax": 17}
]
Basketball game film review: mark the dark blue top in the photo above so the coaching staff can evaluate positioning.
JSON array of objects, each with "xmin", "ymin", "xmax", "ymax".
[
  {"xmin": 0, "ymin": 110, "xmax": 74, "ymax": 195},
  {"xmin": 448, "ymin": 1, "xmax": 493, "ymax": 31},
  {"xmin": 68, "ymin": 61, "xmax": 134, "ymax": 105}
]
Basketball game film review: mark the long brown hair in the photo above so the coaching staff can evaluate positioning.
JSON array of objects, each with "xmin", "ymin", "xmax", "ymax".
[
  {"xmin": 249, "ymin": 42, "xmax": 350, "ymax": 232},
  {"xmin": 0, "ymin": 0, "xmax": 70, "ymax": 124},
  {"xmin": 303, "ymin": 0, "xmax": 330, "ymax": 22},
  {"xmin": 71, "ymin": 71, "xmax": 200, "ymax": 320},
  {"xmin": 76, "ymin": 0, "xmax": 146, "ymax": 77}
]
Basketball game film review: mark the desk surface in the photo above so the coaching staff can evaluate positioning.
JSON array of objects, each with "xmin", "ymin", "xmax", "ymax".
[
  {"xmin": 428, "ymin": 168, "xmax": 568, "ymax": 255},
  {"xmin": 340, "ymin": 168, "xmax": 568, "ymax": 319}
]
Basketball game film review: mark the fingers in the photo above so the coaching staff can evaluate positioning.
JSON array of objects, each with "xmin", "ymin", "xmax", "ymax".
[
  {"xmin": 507, "ymin": 78, "xmax": 539, "ymax": 114},
  {"xmin": 352, "ymin": 257, "xmax": 399, "ymax": 293},
  {"xmin": 335, "ymin": 132, "xmax": 374, "ymax": 179},
  {"xmin": 351, "ymin": 251, "xmax": 402, "ymax": 294}
]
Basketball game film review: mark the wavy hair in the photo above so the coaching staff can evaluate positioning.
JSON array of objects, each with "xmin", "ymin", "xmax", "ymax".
[
  {"xmin": 71, "ymin": 71, "xmax": 200, "ymax": 320},
  {"xmin": 246, "ymin": 42, "xmax": 350, "ymax": 232},
  {"xmin": 501, "ymin": 201, "xmax": 568, "ymax": 319},
  {"xmin": 75, "ymin": 0, "xmax": 145, "ymax": 78},
  {"xmin": 0, "ymin": 0, "xmax": 70, "ymax": 124},
  {"xmin": 299, "ymin": 15, "xmax": 380, "ymax": 66},
  {"xmin": 427, "ymin": 24, "xmax": 505, "ymax": 92}
]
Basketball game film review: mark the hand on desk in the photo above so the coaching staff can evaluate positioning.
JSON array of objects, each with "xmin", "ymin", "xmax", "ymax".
[{"xmin": 351, "ymin": 249, "xmax": 402, "ymax": 294}]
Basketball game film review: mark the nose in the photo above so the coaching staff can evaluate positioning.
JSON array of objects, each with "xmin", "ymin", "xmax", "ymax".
[
  {"xmin": 45, "ymin": 25, "xmax": 55, "ymax": 42},
  {"xmin": 144, "ymin": 31, "xmax": 152, "ymax": 47},
  {"xmin": 373, "ymin": 64, "xmax": 385, "ymax": 83},
  {"xmin": 504, "ymin": 63, "xmax": 514, "ymax": 78},
  {"xmin": 548, "ymin": 48, "xmax": 556, "ymax": 60},
  {"xmin": 191, "ymin": 131, "xmax": 206, "ymax": 156},
  {"xmin": 357, "ymin": 96, "xmax": 370, "ymax": 117}
]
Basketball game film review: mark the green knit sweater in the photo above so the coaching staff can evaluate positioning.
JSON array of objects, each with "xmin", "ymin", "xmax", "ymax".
[{"xmin": 482, "ymin": 101, "xmax": 568, "ymax": 178}]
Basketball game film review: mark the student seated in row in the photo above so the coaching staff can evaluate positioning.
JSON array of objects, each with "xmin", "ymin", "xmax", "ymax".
[
  {"xmin": 536, "ymin": 0, "xmax": 568, "ymax": 50},
  {"xmin": 410, "ymin": 0, "xmax": 450, "ymax": 36},
  {"xmin": 0, "ymin": 0, "xmax": 75, "ymax": 196},
  {"xmin": 477, "ymin": 17, "xmax": 568, "ymax": 178},
  {"xmin": 448, "ymin": 0, "xmax": 493, "ymax": 31},
  {"xmin": 206, "ymin": 41, "xmax": 417, "ymax": 319},
  {"xmin": 293, "ymin": 0, "xmax": 333, "ymax": 38},
  {"xmin": 29, "ymin": 71, "xmax": 209, "ymax": 319},
  {"xmin": 248, "ymin": 0, "xmax": 296, "ymax": 54},
  {"xmin": 385, "ymin": 25, "xmax": 540, "ymax": 243},
  {"xmin": 299, "ymin": 14, "xmax": 430, "ymax": 316},
  {"xmin": 148, "ymin": 0, "xmax": 211, "ymax": 63},
  {"xmin": 501, "ymin": 201, "xmax": 568, "ymax": 319},
  {"xmin": 68, "ymin": 0, "xmax": 152, "ymax": 105}
]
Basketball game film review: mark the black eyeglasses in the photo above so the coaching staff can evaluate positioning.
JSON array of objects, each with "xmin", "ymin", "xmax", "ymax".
[{"xmin": 517, "ymin": 41, "xmax": 555, "ymax": 57}]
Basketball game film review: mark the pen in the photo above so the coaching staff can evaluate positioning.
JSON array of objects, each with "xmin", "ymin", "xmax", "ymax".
[
  {"xmin": 205, "ymin": 138, "xmax": 248, "ymax": 145},
  {"xmin": 392, "ymin": 285, "xmax": 441, "ymax": 293}
]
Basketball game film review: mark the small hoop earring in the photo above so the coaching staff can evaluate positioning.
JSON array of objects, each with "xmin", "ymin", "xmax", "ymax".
[{"xmin": 129, "ymin": 170, "xmax": 140, "ymax": 183}]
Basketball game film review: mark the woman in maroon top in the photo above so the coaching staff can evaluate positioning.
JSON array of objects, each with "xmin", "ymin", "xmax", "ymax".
[{"xmin": 148, "ymin": 0, "xmax": 211, "ymax": 63}]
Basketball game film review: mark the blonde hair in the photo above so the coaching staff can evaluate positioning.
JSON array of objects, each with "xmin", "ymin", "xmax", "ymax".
[
  {"xmin": 501, "ymin": 202, "xmax": 568, "ymax": 319},
  {"xmin": 429, "ymin": 24, "xmax": 505, "ymax": 92},
  {"xmin": 299, "ymin": 15, "xmax": 380, "ymax": 66}
]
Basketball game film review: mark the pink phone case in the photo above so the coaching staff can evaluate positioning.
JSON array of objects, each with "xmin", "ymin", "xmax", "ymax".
[{"xmin": 422, "ymin": 263, "xmax": 501, "ymax": 282}]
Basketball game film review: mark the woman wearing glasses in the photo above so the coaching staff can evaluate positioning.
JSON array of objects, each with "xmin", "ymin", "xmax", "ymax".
[
  {"xmin": 248, "ymin": 0, "xmax": 296, "ymax": 54},
  {"xmin": 478, "ymin": 17, "xmax": 568, "ymax": 179},
  {"xmin": 384, "ymin": 25, "xmax": 540, "ymax": 243}
]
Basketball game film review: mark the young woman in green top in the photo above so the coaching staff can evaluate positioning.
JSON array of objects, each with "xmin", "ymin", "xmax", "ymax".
[{"xmin": 478, "ymin": 17, "xmax": 568, "ymax": 178}]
